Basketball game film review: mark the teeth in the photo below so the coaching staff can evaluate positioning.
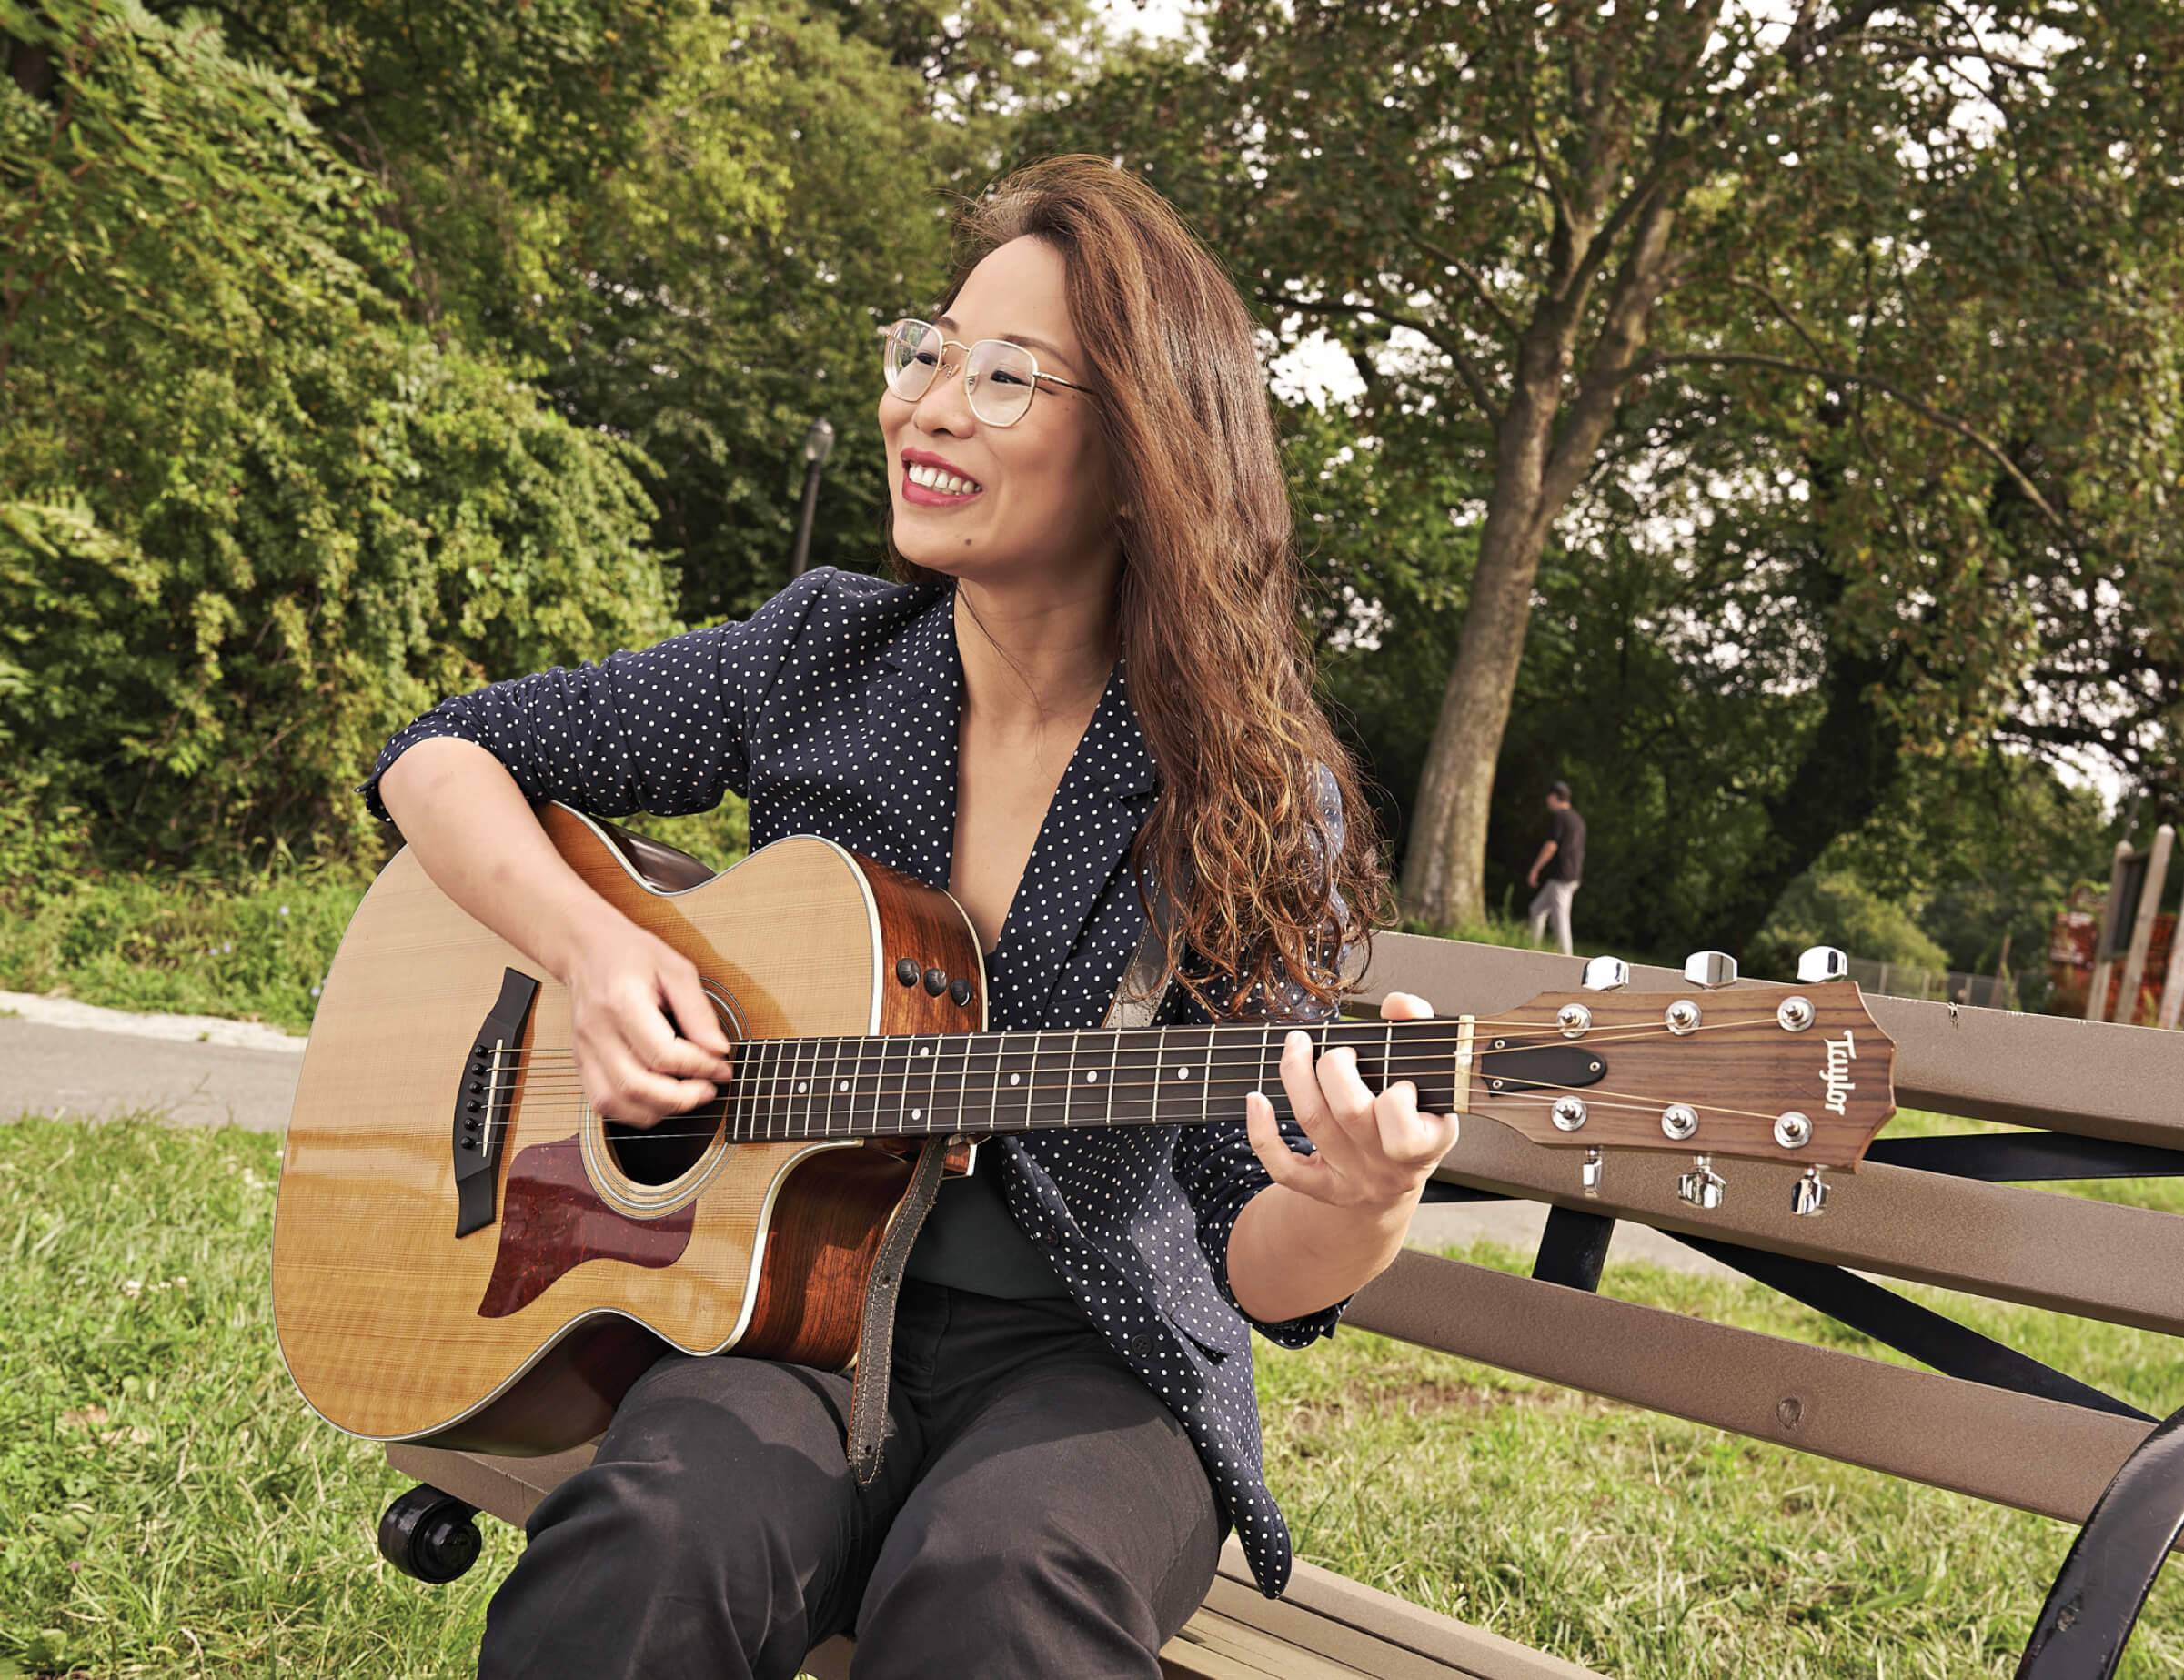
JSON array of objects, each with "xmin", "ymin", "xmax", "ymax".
[{"xmin": 908, "ymin": 462, "xmax": 981, "ymax": 496}]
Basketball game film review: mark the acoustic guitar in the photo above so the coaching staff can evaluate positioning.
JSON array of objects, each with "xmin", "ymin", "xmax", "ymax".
[{"xmin": 271, "ymin": 803, "xmax": 1897, "ymax": 1455}]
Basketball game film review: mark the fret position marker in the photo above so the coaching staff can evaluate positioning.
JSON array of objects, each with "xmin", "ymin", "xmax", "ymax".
[
  {"xmin": 1010, "ymin": 1072, "xmax": 1022, "ymax": 1085},
  {"xmin": 1085, "ymin": 1071, "xmax": 1098, "ymax": 1082}
]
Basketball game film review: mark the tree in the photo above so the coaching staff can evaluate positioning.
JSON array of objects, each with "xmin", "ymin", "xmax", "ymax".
[
  {"xmin": 1, "ymin": 1, "xmax": 673, "ymax": 867},
  {"xmin": 1048, "ymin": 1, "xmax": 2184, "ymax": 929}
]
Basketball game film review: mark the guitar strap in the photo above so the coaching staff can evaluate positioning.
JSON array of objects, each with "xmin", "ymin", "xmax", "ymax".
[
  {"xmin": 843, "ymin": 896, "xmax": 1179, "ymax": 1483},
  {"xmin": 846, "ymin": 1134, "xmax": 950, "ymax": 1484}
]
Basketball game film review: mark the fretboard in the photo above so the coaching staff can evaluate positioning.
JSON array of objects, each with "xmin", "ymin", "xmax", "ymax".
[{"xmin": 720, "ymin": 1020, "xmax": 1465, "ymax": 1144}]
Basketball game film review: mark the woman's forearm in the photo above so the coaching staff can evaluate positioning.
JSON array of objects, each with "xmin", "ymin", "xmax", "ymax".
[
  {"xmin": 1224, "ymin": 1181, "xmax": 1415, "ymax": 1326},
  {"xmin": 374, "ymin": 737, "xmax": 627, "ymax": 985}
]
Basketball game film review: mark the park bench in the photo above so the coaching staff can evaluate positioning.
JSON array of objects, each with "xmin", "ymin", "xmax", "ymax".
[{"xmin": 376, "ymin": 932, "xmax": 2184, "ymax": 1677}]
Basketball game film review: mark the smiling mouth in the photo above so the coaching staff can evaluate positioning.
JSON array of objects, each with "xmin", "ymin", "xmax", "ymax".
[{"xmin": 904, "ymin": 461, "xmax": 983, "ymax": 498}]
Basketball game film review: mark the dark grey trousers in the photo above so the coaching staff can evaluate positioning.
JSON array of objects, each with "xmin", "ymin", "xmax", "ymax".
[{"xmin": 477, "ymin": 1282, "xmax": 1223, "ymax": 1679}]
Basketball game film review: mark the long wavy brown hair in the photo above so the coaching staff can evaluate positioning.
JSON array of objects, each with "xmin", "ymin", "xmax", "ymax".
[{"xmin": 888, "ymin": 155, "xmax": 1389, "ymax": 1016}]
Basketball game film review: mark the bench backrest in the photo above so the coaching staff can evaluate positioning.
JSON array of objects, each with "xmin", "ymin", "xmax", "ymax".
[{"xmin": 1345, "ymin": 934, "xmax": 2184, "ymax": 1537}]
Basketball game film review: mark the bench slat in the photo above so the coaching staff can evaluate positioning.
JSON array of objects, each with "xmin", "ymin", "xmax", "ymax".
[
  {"xmin": 1428, "ymin": 1117, "xmax": 2184, "ymax": 1335},
  {"xmin": 1208, "ymin": 1544, "xmax": 1607, "ymax": 1679},
  {"xmin": 1354, "ymin": 934, "xmax": 2184, "ymax": 1146},
  {"xmin": 1349, "ymin": 1249, "xmax": 2163, "ymax": 1532}
]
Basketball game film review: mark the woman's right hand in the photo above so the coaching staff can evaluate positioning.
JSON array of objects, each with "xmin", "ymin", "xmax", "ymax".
[{"xmin": 559, "ymin": 908, "xmax": 736, "ymax": 1129}]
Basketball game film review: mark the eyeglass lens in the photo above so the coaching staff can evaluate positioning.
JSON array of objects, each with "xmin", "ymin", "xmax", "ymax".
[{"xmin": 883, "ymin": 320, "xmax": 1041, "ymax": 427}]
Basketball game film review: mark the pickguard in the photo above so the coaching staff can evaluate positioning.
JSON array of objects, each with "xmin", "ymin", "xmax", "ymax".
[{"xmin": 477, "ymin": 1135, "xmax": 694, "ymax": 1319}]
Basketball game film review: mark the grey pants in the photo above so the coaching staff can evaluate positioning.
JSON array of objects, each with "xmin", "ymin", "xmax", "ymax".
[
  {"xmin": 1528, "ymin": 878, "xmax": 1579, "ymax": 956},
  {"xmin": 477, "ymin": 1282, "xmax": 1223, "ymax": 1679}
]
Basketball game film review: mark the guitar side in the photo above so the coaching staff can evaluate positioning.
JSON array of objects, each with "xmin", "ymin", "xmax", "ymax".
[{"xmin": 271, "ymin": 807, "xmax": 983, "ymax": 1452}]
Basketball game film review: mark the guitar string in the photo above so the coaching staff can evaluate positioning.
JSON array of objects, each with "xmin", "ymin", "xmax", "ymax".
[
  {"xmin": 477, "ymin": 1004, "xmax": 1829, "ymax": 1078},
  {"xmin": 472, "ymin": 1001, "xmax": 1818, "ymax": 1072},
  {"xmin": 468, "ymin": 1007, "xmax": 1828, "ymax": 1107},
  {"xmin": 481, "ymin": 1066, "xmax": 1855, "ymax": 1147},
  {"xmin": 535, "ymin": 1085, "xmax": 1850, "ymax": 1157}
]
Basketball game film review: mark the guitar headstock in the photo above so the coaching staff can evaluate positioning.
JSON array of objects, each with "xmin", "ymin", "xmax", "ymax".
[{"xmin": 1457, "ymin": 950, "xmax": 1895, "ymax": 1188}]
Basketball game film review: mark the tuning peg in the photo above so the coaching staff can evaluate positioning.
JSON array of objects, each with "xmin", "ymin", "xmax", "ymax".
[
  {"xmin": 1683, "ymin": 951, "xmax": 1738, "ymax": 990},
  {"xmin": 1581, "ymin": 1147, "xmax": 1604, "ymax": 1198},
  {"xmin": 1797, "ymin": 946, "xmax": 1849, "ymax": 984},
  {"xmin": 1791, "ymin": 1167, "xmax": 1830, "ymax": 1216},
  {"xmin": 1676, "ymin": 1154, "xmax": 1726, "ymax": 1209},
  {"xmin": 1581, "ymin": 955, "xmax": 1630, "ymax": 991}
]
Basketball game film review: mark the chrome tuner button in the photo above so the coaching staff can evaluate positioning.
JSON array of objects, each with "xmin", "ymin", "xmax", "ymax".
[
  {"xmin": 1797, "ymin": 945, "xmax": 1850, "ymax": 984},
  {"xmin": 1677, "ymin": 1155, "xmax": 1727, "ymax": 1210},
  {"xmin": 1774, "ymin": 1110, "xmax": 1814, "ymax": 1150},
  {"xmin": 1776, "ymin": 994, "xmax": 1816, "ymax": 1032},
  {"xmin": 1791, "ymin": 1167, "xmax": 1830, "ymax": 1216},
  {"xmin": 1551, "ymin": 1096, "xmax": 1588, "ymax": 1132},
  {"xmin": 1581, "ymin": 955, "xmax": 1630, "ymax": 992},
  {"xmin": 1660, "ymin": 1103, "xmax": 1699, "ymax": 1142},
  {"xmin": 1556, "ymin": 1002, "xmax": 1593, "ymax": 1038},
  {"xmin": 1682, "ymin": 951, "xmax": 1738, "ymax": 991},
  {"xmin": 1665, "ymin": 999, "xmax": 1701, "ymax": 1035},
  {"xmin": 1581, "ymin": 1147, "xmax": 1604, "ymax": 1198}
]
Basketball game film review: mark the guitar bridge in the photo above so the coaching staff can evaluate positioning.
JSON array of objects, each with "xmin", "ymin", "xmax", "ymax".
[{"xmin": 454, "ymin": 969, "xmax": 540, "ymax": 1238}]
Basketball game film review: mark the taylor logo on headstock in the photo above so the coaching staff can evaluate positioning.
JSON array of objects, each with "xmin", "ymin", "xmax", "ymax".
[{"xmin": 1821, "ymin": 1029, "xmax": 1857, "ymax": 1116}]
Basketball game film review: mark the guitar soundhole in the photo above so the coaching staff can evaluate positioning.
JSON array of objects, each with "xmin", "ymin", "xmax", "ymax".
[{"xmin": 603, "ymin": 1098, "xmax": 726, "ymax": 1187}]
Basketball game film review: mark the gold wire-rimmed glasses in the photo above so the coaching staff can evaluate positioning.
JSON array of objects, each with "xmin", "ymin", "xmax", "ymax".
[{"xmin": 877, "ymin": 318, "xmax": 1092, "ymax": 428}]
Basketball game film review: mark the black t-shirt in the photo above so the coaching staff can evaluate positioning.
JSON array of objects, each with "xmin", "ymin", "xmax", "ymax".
[{"xmin": 1545, "ymin": 807, "xmax": 1585, "ymax": 882}]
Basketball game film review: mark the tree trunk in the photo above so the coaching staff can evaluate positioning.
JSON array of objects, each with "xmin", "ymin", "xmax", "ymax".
[
  {"xmin": 1398, "ymin": 192, "xmax": 1679, "ymax": 931},
  {"xmin": 1399, "ymin": 478, "xmax": 1553, "ymax": 930}
]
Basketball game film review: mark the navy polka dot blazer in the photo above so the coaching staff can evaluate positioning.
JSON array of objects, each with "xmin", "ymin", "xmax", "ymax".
[{"xmin": 366, "ymin": 567, "xmax": 1349, "ymax": 1596}]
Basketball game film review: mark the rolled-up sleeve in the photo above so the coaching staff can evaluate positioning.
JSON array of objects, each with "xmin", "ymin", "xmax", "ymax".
[
  {"xmin": 359, "ymin": 569, "xmax": 829, "ymax": 823},
  {"xmin": 1172, "ymin": 766, "xmax": 1354, "ymax": 1349}
]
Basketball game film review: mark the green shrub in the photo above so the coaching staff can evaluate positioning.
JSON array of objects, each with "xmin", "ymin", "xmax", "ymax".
[{"xmin": 0, "ymin": 2, "xmax": 678, "ymax": 875}]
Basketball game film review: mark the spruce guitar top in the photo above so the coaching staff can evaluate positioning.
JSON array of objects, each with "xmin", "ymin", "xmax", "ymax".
[{"xmin": 271, "ymin": 803, "xmax": 1896, "ymax": 1455}]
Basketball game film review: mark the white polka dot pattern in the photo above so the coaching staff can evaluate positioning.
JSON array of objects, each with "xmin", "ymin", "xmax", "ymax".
[{"xmin": 362, "ymin": 567, "xmax": 1349, "ymax": 1599}]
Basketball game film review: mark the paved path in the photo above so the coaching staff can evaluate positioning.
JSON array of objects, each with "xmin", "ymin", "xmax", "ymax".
[
  {"xmin": 1, "ymin": 991, "xmax": 1728, "ymax": 1273},
  {"xmin": 2, "ymin": 991, "xmax": 304, "ymax": 1132}
]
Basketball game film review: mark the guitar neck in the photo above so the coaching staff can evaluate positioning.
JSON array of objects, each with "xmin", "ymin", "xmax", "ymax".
[{"xmin": 722, "ymin": 1019, "xmax": 1466, "ymax": 1144}]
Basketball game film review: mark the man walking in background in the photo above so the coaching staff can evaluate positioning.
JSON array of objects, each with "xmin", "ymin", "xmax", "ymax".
[{"xmin": 1525, "ymin": 781, "xmax": 1585, "ymax": 956}]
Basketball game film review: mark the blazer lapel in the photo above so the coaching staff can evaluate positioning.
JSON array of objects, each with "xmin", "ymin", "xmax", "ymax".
[
  {"xmin": 997, "ymin": 658, "xmax": 1160, "ymax": 1029},
  {"xmin": 871, "ymin": 584, "xmax": 963, "ymax": 890}
]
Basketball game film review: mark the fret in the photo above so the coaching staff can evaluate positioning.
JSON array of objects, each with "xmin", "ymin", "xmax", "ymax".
[
  {"xmin": 995, "ymin": 1032, "xmax": 1037, "ymax": 1131},
  {"xmin": 1059, "ymin": 1030, "xmax": 1076, "ymax": 1130},
  {"xmin": 939, "ymin": 1028, "xmax": 973, "ymax": 1139},
  {"xmin": 1026, "ymin": 1031, "xmax": 1048, "ymax": 1128},
  {"xmin": 829, "ymin": 1036, "xmax": 860, "ymax": 1138},
  {"xmin": 782, "ymin": 1036, "xmax": 808, "ymax": 1142},
  {"xmin": 1384, "ymin": 1021, "xmax": 1397, "ymax": 1098},
  {"xmin": 758, "ymin": 1038, "xmax": 783, "ymax": 1141},
  {"xmin": 919, "ymin": 1031, "xmax": 944, "ymax": 1137},
  {"xmin": 840, "ymin": 1033, "xmax": 866, "ymax": 1139},
  {"xmin": 726, "ymin": 1039, "xmax": 753, "ymax": 1142},
  {"xmin": 788, "ymin": 1036, "xmax": 816, "ymax": 1140},
  {"xmin": 1102, "ymin": 1026, "xmax": 1122, "ymax": 1126},
  {"xmin": 1198, "ymin": 1024, "xmax": 1213, "ymax": 1125}
]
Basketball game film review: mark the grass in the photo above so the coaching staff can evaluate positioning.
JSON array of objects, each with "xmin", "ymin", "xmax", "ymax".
[
  {"xmin": 5, "ymin": 1111, "xmax": 2182, "ymax": 1677},
  {"xmin": 0, "ymin": 803, "xmax": 750, "ymax": 1036}
]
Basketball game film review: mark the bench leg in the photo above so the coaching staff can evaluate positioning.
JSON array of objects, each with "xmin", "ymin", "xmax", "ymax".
[
  {"xmin": 379, "ymin": 1483, "xmax": 485, "ymax": 1584},
  {"xmin": 2018, "ymin": 1403, "xmax": 2184, "ymax": 1677}
]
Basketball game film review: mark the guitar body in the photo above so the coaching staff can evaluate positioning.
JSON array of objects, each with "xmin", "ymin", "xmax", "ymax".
[{"xmin": 272, "ymin": 805, "xmax": 985, "ymax": 1454}]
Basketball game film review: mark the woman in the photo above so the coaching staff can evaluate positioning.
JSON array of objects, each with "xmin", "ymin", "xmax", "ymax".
[{"xmin": 369, "ymin": 156, "xmax": 1458, "ymax": 1679}]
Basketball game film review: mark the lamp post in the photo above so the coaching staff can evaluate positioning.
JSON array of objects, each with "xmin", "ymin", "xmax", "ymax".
[{"xmin": 789, "ymin": 417, "xmax": 836, "ymax": 578}]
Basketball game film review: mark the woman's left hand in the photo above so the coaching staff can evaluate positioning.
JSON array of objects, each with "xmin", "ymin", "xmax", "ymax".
[{"xmin": 1243, "ymin": 991, "xmax": 1460, "ymax": 1214}]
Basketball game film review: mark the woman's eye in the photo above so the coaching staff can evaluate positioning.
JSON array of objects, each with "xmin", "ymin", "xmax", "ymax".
[
  {"xmin": 913, "ymin": 350, "xmax": 941, "ymax": 367},
  {"xmin": 990, "ymin": 367, "xmax": 1030, "ymax": 387}
]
